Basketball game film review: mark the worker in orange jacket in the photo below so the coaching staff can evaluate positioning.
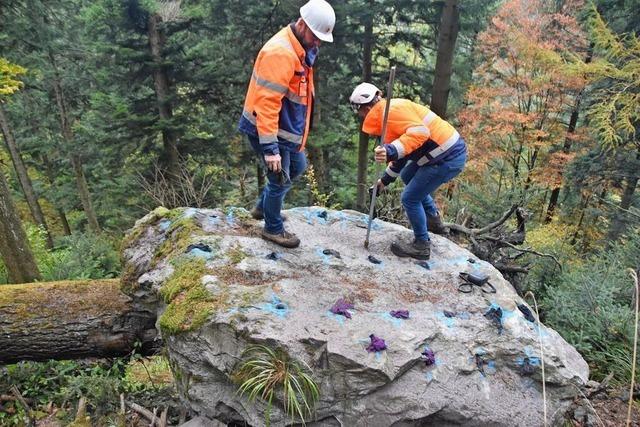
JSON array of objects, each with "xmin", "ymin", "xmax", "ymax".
[
  {"xmin": 349, "ymin": 83, "xmax": 467, "ymax": 260},
  {"xmin": 238, "ymin": 0, "xmax": 335, "ymax": 248}
]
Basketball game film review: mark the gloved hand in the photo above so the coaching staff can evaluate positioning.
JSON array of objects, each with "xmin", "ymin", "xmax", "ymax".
[
  {"xmin": 264, "ymin": 154, "xmax": 282, "ymax": 172},
  {"xmin": 368, "ymin": 179, "xmax": 385, "ymax": 197}
]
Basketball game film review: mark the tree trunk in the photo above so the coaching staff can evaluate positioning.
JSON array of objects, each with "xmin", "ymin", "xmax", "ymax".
[
  {"xmin": 545, "ymin": 46, "xmax": 593, "ymax": 223},
  {"xmin": 430, "ymin": 0, "xmax": 459, "ymax": 118},
  {"xmin": 0, "ymin": 104, "xmax": 54, "ymax": 248},
  {"xmin": 356, "ymin": 3, "xmax": 374, "ymax": 211},
  {"xmin": 0, "ymin": 168, "xmax": 41, "ymax": 284},
  {"xmin": 148, "ymin": 13, "xmax": 181, "ymax": 181},
  {"xmin": 41, "ymin": 153, "xmax": 72, "ymax": 235},
  {"xmin": 49, "ymin": 53, "xmax": 101, "ymax": 234},
  {"xmin": 0, "ymin": 279, "xmax": 158, "ymax": 364},
  {"xmin": 606, "ymin": 150, "xmax": 640, "ymax": 243}
]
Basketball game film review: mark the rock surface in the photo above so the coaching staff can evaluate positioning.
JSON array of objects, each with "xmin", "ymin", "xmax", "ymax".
[{"xmin": 122, "ymin": 206, "xmax": 589, "ymax": 427}]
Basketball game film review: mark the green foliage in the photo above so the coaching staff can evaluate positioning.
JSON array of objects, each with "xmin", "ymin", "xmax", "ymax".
[
  {"xmin": 233, "ymin": 345, "xmax": 320, "ymax": 426},
  {"xmin": 0, "ymin": 225, "xmax": 120, "ymax": 283},
  {"xmin": 542, "ymin": 229, "xmax": 640, "ymax": 383},
  {"xmin": 0, "ymin": 356, "xmax": 174, "ymax": 426}
]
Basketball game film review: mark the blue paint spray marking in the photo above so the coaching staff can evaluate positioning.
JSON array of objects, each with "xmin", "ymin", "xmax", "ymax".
[
  {"xmin": 379, "ymin": 312, "xmax": 404, "ymax": 328},
  {"xmin": 206, "ymin": 215, "xmax": 220, "ymax": 227},
  {"xmin": 425, "ymin": 372, "xmax": 434, "ymax": 382},
  {"xmin": 187, "ymin": 248, "xmax": 214, "ymax": 260},
  {"xmin": 158, "ymin": 219, "xmax": 171, "ymax": 231},
  {"xmin": 437, "ymin": 312, "xmax": 456, "ymax": 328},
  {"xmin": 516, "ymin": 346, "xmax": 542, "ymax": 367},
  {"xmin": 183, "ymin": 208, "xmax": 197, "ymax": 218},
  {"xmin": 315, "ymin": 247, "xmax": 332, "ymax": 265},
  {"xmin": 360, "ymin": 214, "xmax": 382, "ymax": 231},
  {"xmin": 329, "ymin": 211, "xmax": 349, "ymax": 230},
  {"xmin": 258, "ymin": 294, "xmax": 289, "ymax": 318},
  {"xmin": 485, "ymin": 360, "xmax": 497, "ymax": 375},
  {"xmin": 326, "ymin": 310, "xmax": 346, "ymax": 325}
]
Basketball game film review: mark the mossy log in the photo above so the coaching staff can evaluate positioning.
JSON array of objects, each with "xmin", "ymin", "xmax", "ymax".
[{"xmin": 0, "ymin": 279, "xmax": 158, "ymax": 364}]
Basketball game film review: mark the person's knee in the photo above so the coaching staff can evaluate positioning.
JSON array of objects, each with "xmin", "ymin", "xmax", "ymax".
[
  {"xmin": 401, "ymin": 189, "xmax": 420, "ymax": 207},
  {"xmin": 266, "ymin": 181, "xmax": 290, "ymax": 197}
]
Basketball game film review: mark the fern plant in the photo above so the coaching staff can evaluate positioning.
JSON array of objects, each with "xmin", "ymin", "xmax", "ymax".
[{"xmin": 232, "ymin": 345, "xmax": 320, "ymax": 426}]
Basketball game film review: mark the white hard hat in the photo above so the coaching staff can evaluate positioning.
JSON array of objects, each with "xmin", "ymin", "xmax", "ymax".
[
  {"xmin": 300, "ymin": 0, "xmax": 335, "ymax": 43},
  {"xmin": 349, "ymin": 82, "xmax": 381, "ymax": 106}
]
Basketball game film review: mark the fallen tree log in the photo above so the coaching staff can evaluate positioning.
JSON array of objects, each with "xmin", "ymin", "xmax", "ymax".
[{"xmin": 0, "ymin": 279, "xmax": 158, "ymax": 364}]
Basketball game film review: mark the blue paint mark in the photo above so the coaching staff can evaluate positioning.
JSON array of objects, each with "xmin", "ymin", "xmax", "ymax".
[
  {"xmin": 329, "ymin": 211, "xmax": 349, "ymax": 229},
  {"xmin": 474, "ymin": 347, "xmax": 487, "ymax": 356},
  {"xmin": 534, "ymin": 323, "xmax": 550, "ymax": 338},
  {"xmin": 183, "ymin": 208, "xmax": 197, "ymax": 218},
  {"xmin": 315, "ymin": 247, "xmax": 332, "ymax": 265},
  {"xmin": 485, "ymin": 360, "xmax": 497, "ymax": 375},
  {"xmin": 375, "ymin": 351, "xmax": 382, "ymax": 360},
  {"xmin": 437, "ymin": 312, "xmax": 456, "ymax": 328},
  {"xmin": 187, "ymin": 248, "xmax": 214, "ymax": 260},
  {"xmin": 206, "ymin": 216, "xmax": 220, "ymax": 227},
  {"xmin": 226, "ymin": 210, "xmax": 236, "ymax": 226},
  {"xmin": 425, "ymin": 372, "xmax": 434, "ymax": 382},
  {"xmin": 158, "ymin": 219, "xmax": 171, "ymax": 231},
  {"xmin": 258, "ymin": 294, "xmax": 289, "ymax": 318},
  {"xmin": 458, "ymin": 311, "xmax": 471, "ymax": 320},
  {"xmin": 326, "ymin": 310, "xmax": 346, "ymax": 325},
  {"xmin": 360, "ymin": 215, "xmax": 382, "ymax": 231},
  {"xmin": 516, "ymin": 356, "xmax": 541, "ymax": 367},
  {"xmin": 379, "ymin": 312, "xmax": 404, "ymax": 328}
]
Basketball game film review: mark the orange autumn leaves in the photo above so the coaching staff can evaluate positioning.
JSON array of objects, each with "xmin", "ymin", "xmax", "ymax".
[{"xmin": 459, "ymin": 0, "xmax": 589, "ymax": 192}]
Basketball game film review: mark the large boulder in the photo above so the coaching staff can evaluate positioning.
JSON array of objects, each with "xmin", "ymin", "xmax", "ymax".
[{"xmin": 122, "ymin": 206, "xmax": 588, "ymax": 427}]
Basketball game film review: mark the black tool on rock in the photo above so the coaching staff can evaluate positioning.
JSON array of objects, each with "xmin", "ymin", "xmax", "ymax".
[{"xmin": 458, "ymin": 272, "xmax": 496, "ymax": 294}]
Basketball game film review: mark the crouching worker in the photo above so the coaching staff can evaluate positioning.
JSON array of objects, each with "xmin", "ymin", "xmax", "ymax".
[
  {"xmin": 238, "ymin": 0, "xmax": 335, "ymax": 248},
  {"xmin": 349, "ymin": 83, "xmax": 467, "ymax": 260}
]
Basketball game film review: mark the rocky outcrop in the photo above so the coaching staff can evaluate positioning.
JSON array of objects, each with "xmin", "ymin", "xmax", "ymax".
[{"xmin": 122, "ymin": 206, "xmax": 588, "ymax": 426}]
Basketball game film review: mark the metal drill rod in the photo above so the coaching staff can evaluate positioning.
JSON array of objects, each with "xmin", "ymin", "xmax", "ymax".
[{"xmin": 364, "ymin": 65, "xmax": 396, "ymax": 249}]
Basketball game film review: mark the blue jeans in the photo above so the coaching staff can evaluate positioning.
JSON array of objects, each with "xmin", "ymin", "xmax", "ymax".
[
  {"xmin": 247, "ymin": 135, "xmax": 307, "ymax": 234},
  {"xmin": 400, "ymin": 150, "xmax": 467, "ymax": 241}
]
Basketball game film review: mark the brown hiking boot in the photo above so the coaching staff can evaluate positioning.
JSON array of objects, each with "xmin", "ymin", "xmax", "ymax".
[
  {"xmin": 427, "ymin": 213, "xmax": 447, "ymax": 235},
  {"xmin": 390, "ymin": 239, "xmax": 431, "ymax": 260},
  {"xmin": 261, "ymin": 229, "xmax": 300, "ymax": 248},
  {"xmin": 250, "ymin": 207, "xmax": 288, "ymax": 222}
]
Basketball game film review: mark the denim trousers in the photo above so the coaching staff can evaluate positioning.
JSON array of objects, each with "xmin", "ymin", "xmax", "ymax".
[
  {"xmin": 247, "ymin": 135, "xmax": 307, "ymax": 234},
  {"xmin": 399, "ymin": 150, "xmax": 467, "ymax": 241}
]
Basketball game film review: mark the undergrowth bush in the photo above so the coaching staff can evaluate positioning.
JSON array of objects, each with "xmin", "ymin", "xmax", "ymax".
[
  {"xmin": 0, "ymin": 356, "xmax": 174, "ymax": 426},
  {"xmin": 541, "ymin": 229, "xmax": 640, "ymax": 384},
  {"xmin": 0, "ymin": 225, "xmax": 120, "ymax": 283}
]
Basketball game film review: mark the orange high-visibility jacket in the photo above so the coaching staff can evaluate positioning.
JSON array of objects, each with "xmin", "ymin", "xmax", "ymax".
[
  {"xmin": 362, "ymin": 98, "xmax": 465, "ymax": 184},
  {"xmin": 238, "ymin": 25, "xmax": 315, "ymax": 156}
]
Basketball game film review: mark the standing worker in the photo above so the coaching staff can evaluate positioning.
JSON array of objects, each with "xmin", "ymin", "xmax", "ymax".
[
  {"xmin": 238, "ymin": 0, "xmax": 335, "ymax": 248},
  {"xmin": 349, "ymin": 83, "xmax": 467, "ymax": 260}
]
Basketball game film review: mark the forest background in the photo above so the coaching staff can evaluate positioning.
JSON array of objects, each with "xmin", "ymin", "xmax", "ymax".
[{"xmin": 0, "ymin": 0, "xmax": 639, "ymax": 424}]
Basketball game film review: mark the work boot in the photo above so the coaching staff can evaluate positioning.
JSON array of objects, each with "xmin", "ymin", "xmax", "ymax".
[
  {"xmin": 250, "ymin": 207, "xmax": 288, "ymax": 222},
  {"xmin": 261, "ymin": 229, "xmax": 300, "ymax": 248},
  {"xmin": 390, "ymin": 238, "xmax": 431, "ymax": 260},
  {"xmin": 427, "ymin": 213, "xmax": 447, "ymax": 235}
]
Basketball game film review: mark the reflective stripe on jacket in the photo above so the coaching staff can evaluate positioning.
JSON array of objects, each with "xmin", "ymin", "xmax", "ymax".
[{"xmin": 238, "ymin": 25, "xmax": 314, "ymax": 155}]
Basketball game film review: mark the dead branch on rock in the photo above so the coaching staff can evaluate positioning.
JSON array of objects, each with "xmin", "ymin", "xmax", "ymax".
[{"xmin": 444, "ymin": 205, "xmax": 560, "ymax": 282}]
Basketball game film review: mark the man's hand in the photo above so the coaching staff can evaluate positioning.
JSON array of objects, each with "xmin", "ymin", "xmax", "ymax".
[
  {"xmin": 374, "ymin": 146, "xmax": 387, "ymax": 164},
  {"xmin": 264, "ymin": 154, "xmax": 282, "ymax": 172},
  {"xmin": 368, "ymin": 179, "xmax": 386, "ymax": 197}
]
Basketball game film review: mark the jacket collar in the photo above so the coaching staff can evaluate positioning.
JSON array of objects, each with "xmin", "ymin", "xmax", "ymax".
[{"xmin": 286, "ymin": 24, "xmax": 306, "ymax": 64}]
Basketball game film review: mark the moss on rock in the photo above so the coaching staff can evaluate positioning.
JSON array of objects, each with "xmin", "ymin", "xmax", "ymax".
[{"xmin": 158, "ymin": 258, "xmax": 229, "ymax": 335}]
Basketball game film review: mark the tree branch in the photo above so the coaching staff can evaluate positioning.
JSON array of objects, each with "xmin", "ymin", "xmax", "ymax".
[
  {"xmin": 444, "ymin": 204, "xmax": 519, "ymax": 235},
  {"xmin": 480, "ymin": 236, "xmax": 562, "ymax": 270}
]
